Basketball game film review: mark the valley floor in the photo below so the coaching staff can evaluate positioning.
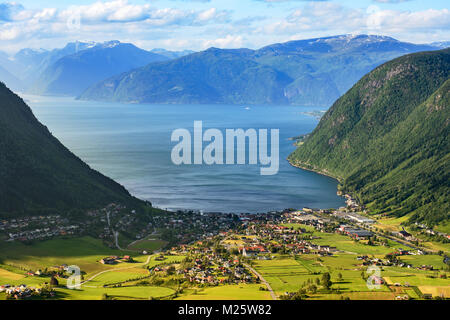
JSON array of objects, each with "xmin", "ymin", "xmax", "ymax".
[{"xmin": 0, "ymin": 209, "xmax": 448, "ymax": 301}]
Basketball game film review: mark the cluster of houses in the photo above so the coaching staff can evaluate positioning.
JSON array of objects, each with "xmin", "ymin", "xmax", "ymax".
[
  {"xmin": 343, "ymin": 194, "xmax": 361, "ymax": 211},
  {"xmin": 357, "ymin": 255, "xmax": 409, "ymax": 267},
  {"xmin": 1, "ymin": 215, "xmax": 81, "ymax": 242},
  {"xmin": 338, "ymin": 225, "xmax": 374, "ymax": 240},
  {"xmin": 0, "ymin": 215, "xmax": 62, "ymax": 231},
  {"xmin": 334, "ymin": 211, "xmax": 375, "ymax": 225},
  {"xmin": 0, "ymin": 284, "xmax": 49, "ymax": 299},
  {"xmin": 414, "ymin": 222, "xmax": 450, "ymax": 241},
  {"xmin": 100, "ymin": 255, "xmax": 133, "ymax": 265},
  {"xmin": 179, "ymin": 257, "xmax": 253, "ymax": 285},
  {"xmin": 150, "ymin": 211, "xmax": 241, "ymax": 245},
  {"xmin": 6, "ymin": 225, "xmax": 80, "ymax": 242},
  {"xmin": 221, "ymin": 219, "xmax": 341, "ymax": 257},
  {"xmin": 395, "ymin": 229, "xmax": 415, "ymax": 241}
]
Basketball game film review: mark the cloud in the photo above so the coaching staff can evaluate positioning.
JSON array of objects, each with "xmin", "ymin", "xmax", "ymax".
[
  {"xmin": 0, "ymin": 2, "xmax": 24, "ymax": 21},
  {"xmin": 373, "ymin": 0, "xmax": 412, "ymax": 3},
  {"xmin": 0, "ymin": 0, "xmax": 232, "ymax": 47},
  {"xmin": 262, "ymin": 2, "xmax": 450, "ymax": 36},
  {"xmin": 253, "ymin": 0, "xmax": 327, "ymax": 2},
  {"xmin": 202, "ymin": 34, "xmax": 244, "ymax": 48},
  {"xmin": 0, "ymin": 0, "xmax": 449, "ymax": 53}
]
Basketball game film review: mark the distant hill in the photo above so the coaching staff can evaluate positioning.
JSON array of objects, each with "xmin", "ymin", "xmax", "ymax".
[
  {"xmin": 80, "ymin": 47, "xmax": 292, "ymax": 104},
  {"xmin": 28, "ymin": 41, "xmax": 170, "ymax": 96},
  {"xmin": 430, "ymin": 41, "xmax": 450, "ymax": 49},
  {"xmin": 0, "ymin": 65, "xmax": 22, "ymax": 91},
  {"xmin": 288, "ymin": 48, "xmax": 450, "ymax": 227},
  {"xmin": 80, "ymin": 35, "xmax": 440, "ymax": 106},
  {"xmin": 0, "ymin": 83, "xmax": 142, "ymax": 217},
  {"xmin": 150, "ymin": 48, "xmax": 195, "ymax": 59},
  {"xmin": 0, "ymin": 42, "xmax": 101, "ymax": 88}
]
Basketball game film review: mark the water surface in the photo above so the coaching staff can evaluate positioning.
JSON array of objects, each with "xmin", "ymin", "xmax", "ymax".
[{"xmin": 24, "ymin": 95, "xmax": 345, "ymax": 213}]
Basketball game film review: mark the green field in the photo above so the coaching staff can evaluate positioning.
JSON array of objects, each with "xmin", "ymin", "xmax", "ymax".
[
  {"xmin": 128, "ymin": 239, "xmax": 168, "ymax": 252},
  {"xmin": 399, "ymin": 255, "xmax": 448, "ymax": 269},
  {"xmin": 253, "ymin": 255, "xmax": 392, "ymax": 297},
  {"xmin": 1, "ymin": 233, "xmax": 447, "ymax": 300},
  {"xmin": 0, "ymin": 237, "xmax": 144, "ymax": 279},
  {"xmin": 311, "ymin": 233, "xmax": 393, "ymax": 256},
  {"xmin": 86, "ymin": 267, "xmax": 150, "ymax": 286},
  {"xmin": 57, "ymin": 285, "xmax": 175, "ymax": 300},
  {"xmin": 310, "ymin": 292, "xmax": 396, "ymax": 300},
  {"xmin": 0, "ymin": 237, "xmax": 185, "ymax": 300},
  {"xmin": 282, "ymin": 222, "xmax": 396, "ymax": 256},
  {"xmin": 177, "ymin": 285, "xmax": 272, "ymax": 300}
]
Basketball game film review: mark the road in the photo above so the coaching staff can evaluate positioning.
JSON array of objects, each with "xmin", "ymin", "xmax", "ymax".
[
  {"xmin": 244, "ymin": 263, "xmax": 277, "ymax": 300},
  {"xmin": 80, "ymin": 254, "xmax": 153, "ymax": 287},
  {"xmin": 126, "ymin": 229, "xmax": 158, "ymax": 250}
]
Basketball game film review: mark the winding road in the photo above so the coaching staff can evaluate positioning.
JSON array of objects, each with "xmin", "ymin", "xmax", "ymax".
[
  {"xmin": 244, "ymin": 263, "xmax": 277, "ymax": 300},
  {"xmin": 80, "ymin": 254, "xmax": 153, "ymax": 287}
]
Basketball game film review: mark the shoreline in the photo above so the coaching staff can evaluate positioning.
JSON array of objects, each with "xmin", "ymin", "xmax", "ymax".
[{"xmin": 287, "ymin": 159, "xmax": 343, "ymax": 183}]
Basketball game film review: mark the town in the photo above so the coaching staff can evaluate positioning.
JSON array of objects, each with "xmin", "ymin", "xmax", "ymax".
[{"xmin": 0, "ymin": 195, "xmax": 448, "ymax": 300}]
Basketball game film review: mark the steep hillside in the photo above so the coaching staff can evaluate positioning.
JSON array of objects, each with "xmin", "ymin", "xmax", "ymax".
[
  {"xmin": 0, "ymin": 65, "xmax": 22, "ymax": 91},
  {"xmin": 0, "ymin": 83, "xmax": 141, "ymax": 217},
  {"xmin": 289, "ymin": 49, "xmax": 450, "ymax": 226}
]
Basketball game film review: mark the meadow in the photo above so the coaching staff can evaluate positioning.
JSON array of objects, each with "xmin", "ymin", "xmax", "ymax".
[
  {"xmin": 57, "ymin": 285, "xmax": 175, "ymax": 300},
  {"xmin": 176, "ymin": 284, "xmax": 272, "ymax": 300},
  {"xmin": 0, "ymin": 237, "xmax": 143, "ymax": 278},
  {"xmin": 0, "ymin": 232, "xmax": 448, "ymax": 300}
]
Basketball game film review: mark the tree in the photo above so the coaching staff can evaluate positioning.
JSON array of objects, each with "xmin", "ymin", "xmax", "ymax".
[
  {"xmin": 50, "ymin": 275, "xmax": 59, "ymax": 287},
  {"xmin": 166, "ymin": 266, "xmax": 176, "ymax": 276},
  {"xmin": 321, "ymin": 272, "xmax": 332, "ymax": 290}
]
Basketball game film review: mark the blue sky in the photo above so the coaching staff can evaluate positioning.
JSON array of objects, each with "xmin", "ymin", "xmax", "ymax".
[{"xmin": 0, "ymin": 0, "xmax": 448, "ymax": 53}]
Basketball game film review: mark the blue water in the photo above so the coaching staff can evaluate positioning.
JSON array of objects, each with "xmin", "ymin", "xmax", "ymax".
[{"xmin": 23, "ymin": 95, "xmax": 345, "ymax": 213}]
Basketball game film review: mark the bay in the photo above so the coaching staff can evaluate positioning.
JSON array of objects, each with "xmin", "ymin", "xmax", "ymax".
[{"xmin": 24, "ymin": 95, "xmax": 345, "ymax": 213}]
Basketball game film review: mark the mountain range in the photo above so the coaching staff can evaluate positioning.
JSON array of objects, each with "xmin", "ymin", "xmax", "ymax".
[
  {"xmin": 289, "ymin": 48, "xmax": 450, "ymax": 227},
  {"xmin": 27, "ymin": 41, "xmax": 172, "ymax": 96},
  {"xmin": 79, "ymin": 35, "xmax": 445, "ymax": 106},
  {"xmin": 0, "ymin": 41, "xmax": 193, "ymax": 96}
]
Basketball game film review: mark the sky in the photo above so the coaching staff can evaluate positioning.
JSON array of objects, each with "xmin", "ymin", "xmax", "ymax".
[{"xmin": 0, "ymin": 0, "xmax": 449, "ymax": 53}]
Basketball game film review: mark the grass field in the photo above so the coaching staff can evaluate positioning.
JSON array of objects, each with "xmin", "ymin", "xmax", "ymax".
[
  {"xmin": 57, "ymin": 285, "xmax": 175, "ymax": 300},
  {"xmin": 283, "ymin": 222, "xmax": 395, "ymax": 256},
  {"xmin": 399, "ymin": 255, "xmax": 448, "ymax": 269},
  {"xmin": 177, "ymin": 285, "xmax": 272, "ymax": 300},
  {"xmin": 87, "ymin": 267, "xmax": 150, "ymax": 286},
  {"xmin": 434, "ymin": 221, "xmax": 450, "ymax": 235},
  {"xmin": 0, "ymin": 237, "xmax": 183, "ymax": 300},
  {"xmin": 374, "ymin": 215, "xmax": 450, "ymax": 255},
  {"xmin": 418, "ymin": 286, "xmax": 450, "ymax": 298},
  {"xmin": 128, "ymin": 239, "xmax": 168, "ymax": 252},
  {"xmin": 252, "ymin": 255, "xmax": 391, "ymax": 296},
  {"xmin": 310, "ymin": 232, "xmax": 393, "ymax": 256},
  {"xmin": 310, "ymin": 292, "xmax": 396, "ymax": 300},
  {"xmin": 421, "ymin": 241, "xmax": 450, "ymax": 255},
  {"xmin": 375, "ymin": 215, "xmax": 411, "ymax": 233},
  {"xmin": 0, "ymin": 237, "xmax": 144, "ymax": 279},
  {"xmin": 145, "ymin": 255, "xmax": 186, "ymax": 269},
  {"xmin": 383, "ymin": 267, "xmax": 450, "ymax": 287},
  {"xmin": 0, "ymin": 267, "xmax": 25, "ymax": 281},
  {"xmin": 0, "ymin": 232, "xmax": 447, "ymax": 300}
]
